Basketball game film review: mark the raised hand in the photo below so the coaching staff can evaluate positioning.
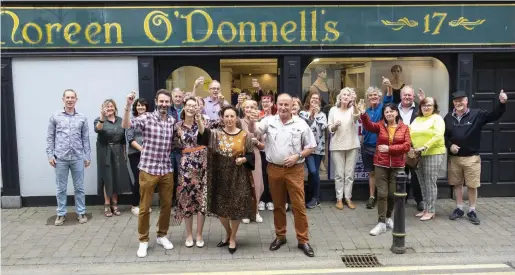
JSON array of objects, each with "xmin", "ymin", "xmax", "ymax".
[
  {"xmin": 126, "ymin": 91, "xmax": 136, "ymax": 106},
  {"xmin": 418, "ymin": 88, "xmax": 426, "ymax": 102},
  {"xmin": 357, "ymin": 99, "xmax": 366, "ymax": 114},
  {"xmin": 499, "ymin": 89, "xmax": 508, "ymax": 104},
  {"xmin": 194, "ymin": 76, "xmax": 204, "ymax": 88},
  {"xmin": 382, "ymin": 76, "xmax": 391, "ymax": 87}
]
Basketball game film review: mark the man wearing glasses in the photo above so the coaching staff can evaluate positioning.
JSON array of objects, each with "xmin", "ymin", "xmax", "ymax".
[
  {"xmin": 204, "ymin": 81, "xmax": 229, "ymax": 120},
  {"xmin": 444, "ymin": 90, "xmax": 507, "ymax": 225}
]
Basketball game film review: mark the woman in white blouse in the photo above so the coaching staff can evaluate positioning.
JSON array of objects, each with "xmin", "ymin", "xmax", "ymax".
[{"xmin": 328, "ymin": 87, "xmax": 360, "ymax": 210}]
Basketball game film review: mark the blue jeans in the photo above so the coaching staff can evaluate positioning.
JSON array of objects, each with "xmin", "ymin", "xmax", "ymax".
[
  {"xmin": 306, "ymin": 154, "xmax": 323, "ymax": 201},
  {"xmin": 55, "ymin": 158, "xmax": 86, "ymax": 216}
]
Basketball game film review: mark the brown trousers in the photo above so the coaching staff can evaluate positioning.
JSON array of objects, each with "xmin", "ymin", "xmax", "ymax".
[
  {"xmin": 374, "ymin": 166, "xmax": 401, "ymax": 223},
  {"xmin": 267, "ymin": 163, "xmax": 309, "ymax": 244},
  {"xmin": 138, "ymin": 171, "xmax": 174, "ymax": 242}
]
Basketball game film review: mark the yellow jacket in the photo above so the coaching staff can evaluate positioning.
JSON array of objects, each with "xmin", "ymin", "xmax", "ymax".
[{"xmin": 409, "ymin": 114, "xmax": 446, "ymax": 156}]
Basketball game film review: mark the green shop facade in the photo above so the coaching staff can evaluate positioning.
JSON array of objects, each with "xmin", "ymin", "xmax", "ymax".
[{"xmin": 1, "ymin": 3, "xmax": 515, "ymax": 207}]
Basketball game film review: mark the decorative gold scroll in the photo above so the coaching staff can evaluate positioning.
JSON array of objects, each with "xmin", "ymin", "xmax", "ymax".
[
  {"xmin": 448, "ymin": 17, "xmax": 486, "ymax": 30},
  {"xmin": 381, "ymin": 18, "xmax": 419, "ymax": 31}
]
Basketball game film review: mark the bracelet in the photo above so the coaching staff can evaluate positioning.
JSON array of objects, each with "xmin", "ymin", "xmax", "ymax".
[
  {"xmin": 124, "ymin": 108, "xmax": 129, "ymax": 112},
  {"xmin": 98, "ymin": 120, "xmax": 104, "ymax": 123}
]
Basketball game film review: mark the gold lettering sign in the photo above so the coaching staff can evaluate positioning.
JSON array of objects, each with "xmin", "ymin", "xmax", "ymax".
[{"xmin": 1, "ymin": 6, "xmax": 510, "ymax": 49}]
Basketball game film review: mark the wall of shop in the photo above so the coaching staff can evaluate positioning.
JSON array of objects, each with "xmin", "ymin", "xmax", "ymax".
[{"xmin": 12, "ymin": 57, "xmax": 139, "ymax": 197}]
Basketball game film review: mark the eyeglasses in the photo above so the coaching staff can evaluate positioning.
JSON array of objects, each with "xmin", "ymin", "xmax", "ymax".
[
  {"xmin": 209, "ymin": 87, "xmax": 220, "ymax": 90},
  {"xmin": 422, "ymin": 104, "xmax": 434, "ymax": 108}
]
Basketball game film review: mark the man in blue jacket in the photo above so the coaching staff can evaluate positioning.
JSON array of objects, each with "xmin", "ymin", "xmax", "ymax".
[
  {"xmin": 445, "ymin": 90, "xmax": 507, "ymax": 225},
  {"xmin": 361, "ymin": 86, "xmax": 392, "ymax": 209}
]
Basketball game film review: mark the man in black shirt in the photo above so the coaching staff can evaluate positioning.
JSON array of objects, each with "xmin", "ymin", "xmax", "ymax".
[{"xmin": 444, "ymin": 90, "xmax": 507, "ymax": 225}]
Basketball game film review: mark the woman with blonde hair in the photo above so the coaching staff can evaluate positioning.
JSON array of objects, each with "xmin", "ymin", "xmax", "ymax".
[
  {"xmin": 328, "ymin": 87, "xmax": 360, "ymax": 210},
  {"xmin": 240, "ymin": 99, "xmax": 264, "ymax": 223},
  {"xmin": 94, "ymin": 99, "xmax": 132, "ymax": 217}
]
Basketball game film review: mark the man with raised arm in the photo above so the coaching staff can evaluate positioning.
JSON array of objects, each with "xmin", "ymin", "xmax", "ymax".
[{"xmin": 122, "ymin": 89, "xmax": 175, "ymax": 258}]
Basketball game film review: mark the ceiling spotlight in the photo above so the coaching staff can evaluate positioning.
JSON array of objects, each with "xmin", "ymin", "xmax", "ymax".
[
  {"xmin": 249, "ymin": 73, "xmax": 252, "ymax": 76},
  {"xmin": 313, "ymin": 58, "xmax": 320, "ymax": 62}
]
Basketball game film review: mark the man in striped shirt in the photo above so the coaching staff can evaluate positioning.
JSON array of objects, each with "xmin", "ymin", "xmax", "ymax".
[{"xmin": 122, "ymin": 89, "xmax": 175, "ymax": 258}]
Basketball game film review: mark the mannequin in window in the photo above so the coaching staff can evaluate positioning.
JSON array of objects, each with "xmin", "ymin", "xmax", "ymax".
[
  {"xmin": 308, "ymin": 66, "xmax": 330, "ymax": 106},
  {"xmin": 382, "ymin": 65, "xmax": 405, "ymax": 104}
]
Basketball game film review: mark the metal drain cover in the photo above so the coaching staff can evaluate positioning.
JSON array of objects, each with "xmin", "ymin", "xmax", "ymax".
[{"xmin": 342, "ymin": 254, "xmax": 382, "ymax": 268}]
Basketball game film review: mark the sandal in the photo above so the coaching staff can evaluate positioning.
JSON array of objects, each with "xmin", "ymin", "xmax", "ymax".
[
  {"xmin": 111, "ymin": 202, "xmax": 121, "ymax": 216},
  {"xmin": 104, "ymin": 204, "xmax": 113, "ymax": 217}
]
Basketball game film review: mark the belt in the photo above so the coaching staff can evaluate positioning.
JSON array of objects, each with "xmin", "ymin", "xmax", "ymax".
[
  {"xmin": 269, "ymin": 163, "xmax": 301, "ymax": 168},
  {"xmin": 182, "ymin": 146, "xmax": 207, "ymax": 154}
]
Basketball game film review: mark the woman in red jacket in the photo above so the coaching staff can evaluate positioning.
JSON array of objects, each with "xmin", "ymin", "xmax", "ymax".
[{"xmin": 358, "ymin": 102, "xmax": 411, "ymax": 236}]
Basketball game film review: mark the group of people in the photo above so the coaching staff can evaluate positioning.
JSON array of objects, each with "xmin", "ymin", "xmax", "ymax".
[{"xmin": 46, "ymin": 65, "xmax": 507, "ymax": 258}]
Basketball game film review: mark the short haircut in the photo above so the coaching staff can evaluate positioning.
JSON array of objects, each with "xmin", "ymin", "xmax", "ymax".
[
  {"xmin": 155, "ymin": 89, "xmax": 171, "ymax": 100},
  {"xmin": 63, "ymin": 89, "xmax": 77, "ymax": 97}
]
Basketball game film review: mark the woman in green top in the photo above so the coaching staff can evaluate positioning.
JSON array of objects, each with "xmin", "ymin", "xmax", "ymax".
[{"xmin": 409, "ymin": 97, "xmax": 446, "ymax": 221}]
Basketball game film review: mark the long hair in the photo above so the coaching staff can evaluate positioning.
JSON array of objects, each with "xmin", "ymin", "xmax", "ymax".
[
  {"xmin": 335, "ymin": 87, "xmax": 354, "ymax": 108},
  {"xmin": 132, "ymin": 98, "xmax": 149, "ymax": 117},
  {"xmin": 381, "ymin": 103, "xmax": 401, "ymax": 124}
]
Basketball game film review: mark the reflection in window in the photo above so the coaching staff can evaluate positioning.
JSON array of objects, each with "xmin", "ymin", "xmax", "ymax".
[
  {"xmin": 166, "ymin": 66, "xmax": 212, "ymax": 98},
  {"xmin": 302, "ymin": 57, "xmax": 449, "ymax": 181}
]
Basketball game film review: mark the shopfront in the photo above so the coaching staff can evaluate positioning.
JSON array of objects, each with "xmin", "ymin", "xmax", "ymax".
[{"xmin": 1, "ymin": 3, "xmax": 514, "ymax": 207}]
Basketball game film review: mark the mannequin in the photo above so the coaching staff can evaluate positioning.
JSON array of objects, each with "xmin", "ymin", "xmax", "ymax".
[
  {"xmin": 383, "ymin": 65, "xmax": 405, "ymax": 104},
  {"xmin": 309, "ymin": 66, "xmax": 330, "ymax": 106}
]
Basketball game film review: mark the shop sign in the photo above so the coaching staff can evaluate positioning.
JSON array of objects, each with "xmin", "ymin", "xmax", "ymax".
[{"xmin": 1, "ymin": 5, "xmax": 514, "ymax": 49}]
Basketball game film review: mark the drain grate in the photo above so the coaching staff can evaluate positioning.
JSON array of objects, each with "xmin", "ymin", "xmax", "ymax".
[{"xmin": 342, "ymin": 254, "xmax": 382, "ymax": 268}]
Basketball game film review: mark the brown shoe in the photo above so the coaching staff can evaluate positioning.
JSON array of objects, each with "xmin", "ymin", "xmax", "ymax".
[
  {"xmin": 335, "ymin": 200, "xmax": 344, "ymax": 210},
  {"xmin": 346, "ymin": 199, "xmax": 356, "ymax": 210}
]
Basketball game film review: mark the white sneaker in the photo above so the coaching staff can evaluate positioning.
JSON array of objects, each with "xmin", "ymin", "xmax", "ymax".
[
  {"xmin": 131, "ymin": 206, "xmax": 139, "ymax": 216},
  {"xmin": 370, "ymin": 222, "xmax": 387, "ymax": 236},
  {"xmin": 156, "ymin": 236, "xmax": 174, "ymax": 250},
  {"xmin": 256, "ymin": 213, "xmax": 263, "ymax": 223},
  {"xmin": 137, "ymin": 242, "xmax": 148, "ymax": 257},
  {"xmin": 258, "ymin": 201, "xmax": 265, "ymax": 211},
  {"xmin": 386, "ymin": 218, "xmax": 394, "ymax": 229},
  {"xmin": 242, "ymin": 218, "xmax": 250, "ymax": 224},
  {"xmin": 266, "ymin": 202, "xmax": 274, "ymax": 211}
]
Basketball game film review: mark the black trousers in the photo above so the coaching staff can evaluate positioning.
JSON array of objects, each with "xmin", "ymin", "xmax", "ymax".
[
  {"xmin": 405, "ymin": 166, "xmax": 422, "ymax": 203},
  {"xmin": 128, "ymin": 152, "xmax": 141, "ymax": 206},
  {"xmin": 260, "ymin": 151, "xmax": 272, "ymax": 203}
]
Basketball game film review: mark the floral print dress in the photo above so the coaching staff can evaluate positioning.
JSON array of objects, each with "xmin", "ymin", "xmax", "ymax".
[{"xmin": 173, "ymin": 121, "xmax": 208, "ymax": 221}]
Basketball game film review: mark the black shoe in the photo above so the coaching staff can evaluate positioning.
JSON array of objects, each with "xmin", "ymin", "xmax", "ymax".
[
  {"xmin": 449, "ymin": 208, "xmax": 465, "ymax": 220},
  {"xmin": 306, "ymin": 198, "xmax": 320, "ymax": 209},
  {"xmin": 298, "ymin": 243, "xmax": 315, "ymax": 257},
  {"xmin": 269, "ymin": 238, "xmax": 287, "ymax": 251},
  {"xmin": 228, "ymin": 244, "xmax": 237, "ymax": 254},
  {"xmin": 467, "ymin": 211, "xmax": 481, "ymax": 225},
  {"xmin": 416, "ymin": 202, "xmax": 424, "ymax": 212},
  {"xmin": 217, "ymin": 239, "xmax": 229, "ymax": 247},
  {"xmin": 365, "ymin": 197, "xmax": 376, "ymax": 209}
]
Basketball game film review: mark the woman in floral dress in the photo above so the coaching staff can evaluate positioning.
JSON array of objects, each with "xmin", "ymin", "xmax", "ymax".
[
  {"xmin": 174, "ymin": 98, "xmax": 208, "ymax": 248},
  {"xmin": 199, "ymin": 106, "xmax": 256, "ymax": 254}
]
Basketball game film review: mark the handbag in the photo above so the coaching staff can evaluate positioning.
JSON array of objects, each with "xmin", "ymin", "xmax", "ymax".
[{"xmin": 405, "ymin": 148, "xmax": 420, "ymax": 169}]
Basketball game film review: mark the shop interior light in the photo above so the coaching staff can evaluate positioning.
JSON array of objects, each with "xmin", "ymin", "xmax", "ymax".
[{"xmin": 313, "ymin": 58, "xmax": 320, "ymax": 62}]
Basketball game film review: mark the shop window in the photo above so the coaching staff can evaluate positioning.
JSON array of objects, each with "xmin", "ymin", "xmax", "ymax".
[
  {"xmin": 166, "ymin": 66, "xmax": 212, "ymax": 98},
  {"xmin": 302, "ymin": 57, "xmax": 450, "ymax": 181},
  {"xmin": 220, "ymin": 59, "xmax": 278, "ymax": 105}
]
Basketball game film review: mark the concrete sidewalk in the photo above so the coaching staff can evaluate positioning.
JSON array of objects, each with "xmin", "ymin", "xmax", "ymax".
[{"xmin": 2, "ymin": 198, "xmax": 515, "ymax": 267}]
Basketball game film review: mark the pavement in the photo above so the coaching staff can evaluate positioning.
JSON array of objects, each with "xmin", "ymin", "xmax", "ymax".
[{"xmin": 2, "ymin": 198, "xmax": 515, "ymax": 275}]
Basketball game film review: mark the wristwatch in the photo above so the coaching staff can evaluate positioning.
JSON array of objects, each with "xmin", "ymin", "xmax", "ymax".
[{"xmin": 297, "ymin": 153, "xmax": 304, "ymax": 161}]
